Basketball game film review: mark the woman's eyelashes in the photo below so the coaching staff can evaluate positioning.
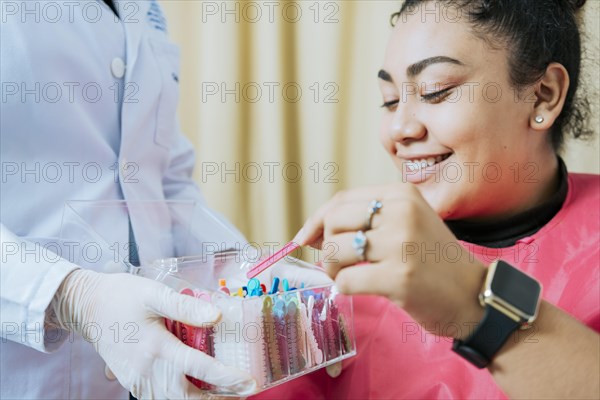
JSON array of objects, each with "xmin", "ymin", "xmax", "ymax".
[
  {"xmin": 421, "ymin": 86, "xmax": 454, "ymax": 103},
  {"xmin": 380, "ymin": 86, "xmax": 455, "ymax": 111},
  {"xmin": 381, "ymin": 99, "xmax": 399, "ymax": 111}
]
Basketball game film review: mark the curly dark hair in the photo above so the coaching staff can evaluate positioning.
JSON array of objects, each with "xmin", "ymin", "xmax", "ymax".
[{"xmin": 391, "ymin": 0, "xmax": 593, "ymax": 152}]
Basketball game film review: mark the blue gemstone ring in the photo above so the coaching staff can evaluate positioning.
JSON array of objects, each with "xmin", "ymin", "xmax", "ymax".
[
  {"xmin": 352, "ymin": 230, "xmax": 368, "ymax": 262},
  {"xmin": 365, "ymin": 200, "xmax": 383, "ymax": 230}
]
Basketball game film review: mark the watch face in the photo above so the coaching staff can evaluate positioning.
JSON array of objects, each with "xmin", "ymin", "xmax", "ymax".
[{"xmin": 490, "ymin": 261, "xmax": 541, "ymax": 317}]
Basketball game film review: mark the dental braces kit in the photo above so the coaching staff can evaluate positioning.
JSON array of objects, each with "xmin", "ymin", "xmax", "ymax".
[{"xmin": 133, "ymin": 247, "xmax": 356, "ymax": 396}]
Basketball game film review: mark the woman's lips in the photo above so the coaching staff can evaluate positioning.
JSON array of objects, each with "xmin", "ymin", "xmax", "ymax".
[
  {"xmin": 397, "ymin": 152, "xmax": 453, "ymax": 183},
  {"xmin": 402, "ymin": 153, "xmax": 452, "ymax": 171}
]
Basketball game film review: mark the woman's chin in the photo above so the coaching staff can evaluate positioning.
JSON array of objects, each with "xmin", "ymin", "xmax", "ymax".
[{"xmin": 413, "ymin": 183, "xmax": 459, "ymax": 220}]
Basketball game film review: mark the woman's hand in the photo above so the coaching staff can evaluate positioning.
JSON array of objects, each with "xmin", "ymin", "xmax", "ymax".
[{"xmin": 295, "ymin": 182, "xmax": 486, "ymax": 340}]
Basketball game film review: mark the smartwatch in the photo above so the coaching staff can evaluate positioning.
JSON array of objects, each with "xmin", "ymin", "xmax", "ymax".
[{"xmin": 452, "ymin": 259, "xmax": 542, "ymax": 368}]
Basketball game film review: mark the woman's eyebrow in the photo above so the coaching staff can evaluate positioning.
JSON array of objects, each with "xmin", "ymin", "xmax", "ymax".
[
  {"xmin": 378, "ymin": 56, "xmax": 465, "ymax": 83},
  {"xmin": 378, "ymin": 69, "xmax": 394, "ymax": 82},
  {"xmin": 407, "ymin": 56, "xmax": 465, "ymax": 78}
]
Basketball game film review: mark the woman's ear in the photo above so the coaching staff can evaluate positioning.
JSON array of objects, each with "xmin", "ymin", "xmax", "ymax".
[{"xmin": 530, "ymin": 62, "xmax": 570, "ymax": 131}]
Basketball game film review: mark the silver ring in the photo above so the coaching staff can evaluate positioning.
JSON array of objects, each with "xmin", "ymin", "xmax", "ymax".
[
  {"xmin": 365, "ymin": 200, "xmax": 383, "ymax": 230},
  {"xmin": 352, "ymin": 230, "xmax": 368, "ymax": 262}
]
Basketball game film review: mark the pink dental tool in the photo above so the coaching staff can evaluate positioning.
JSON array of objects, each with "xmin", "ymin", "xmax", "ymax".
[{"xmin": 246, "ymin": 241, "xmax": 300, "ymax": 279}]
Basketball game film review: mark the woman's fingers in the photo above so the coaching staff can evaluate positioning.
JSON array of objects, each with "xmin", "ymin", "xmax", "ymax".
[
  {"xmin": 320, "ymin": 229, "xmax": 399, "ymax": 278},
  {"xmin": 321, "ymin": 232, "xmax": 366, "ymax": 278},
  {"xmin": 334, "ymin": 262, "xmax": 403, "ymax": 299},
  {"xmin": 293, "ymin": 199, "xmax": 333, "ymax": 247},
  {"xmin": 294, "ymin": 186, "xmax": 394, "ymax": 247}
]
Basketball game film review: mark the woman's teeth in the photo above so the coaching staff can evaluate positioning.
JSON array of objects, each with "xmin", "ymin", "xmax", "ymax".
[{"xmin": 405, "ymin": 154, "xmax": 450, "ymax": 172}]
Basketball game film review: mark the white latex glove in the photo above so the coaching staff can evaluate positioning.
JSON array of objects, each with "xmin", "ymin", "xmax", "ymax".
[
  {"xmin": 50, "ymin": 269, "xmax": 257, "ymax": 399},
  {"xmin": 256, "ymin": 257, "xmax": 343, "ymax": 378}
]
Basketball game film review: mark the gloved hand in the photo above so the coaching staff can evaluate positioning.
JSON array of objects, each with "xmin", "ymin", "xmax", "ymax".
[{"xmin": 50, "ymin": 269, "xmax": 257, "ymax": 399}]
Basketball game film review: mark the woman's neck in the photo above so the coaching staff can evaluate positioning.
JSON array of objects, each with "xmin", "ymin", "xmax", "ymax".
[{"xmin": 446, "ymin": 156, "xmax": 568, "ymax": 248}]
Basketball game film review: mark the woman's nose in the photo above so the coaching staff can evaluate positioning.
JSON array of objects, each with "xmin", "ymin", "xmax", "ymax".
[{"xmin": 388, "ymin": 110, "xmax": 427, "ymax": 144}]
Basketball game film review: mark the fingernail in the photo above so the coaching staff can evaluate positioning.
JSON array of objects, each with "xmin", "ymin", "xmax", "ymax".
[
  {"xmin": 208, "ymin": 307, "xmax": 221, "ymax": 323},
  {"xmin": 228, "ymin": 377, "xmax": 257, "ymax": 396},
  {"xmin": 223, "ymin": 373, "xmax": 258, "ymax": 396},
  {"xmin": 197, "ymin": 303, "xmax": 221, "ymax": 324},
  {"xmin": 293, "ymin": 228, "xmax": 305, "ymax": 244},
  {"xmin": 104, "ymin": 364, "xmax": 116, "ymax": 381},
  {"xmin": 326, "ymin": 363, "xmax": 342, "ymax": 378},
  {"xmin": 209, "ymin": 365, "xmax": 257, "ymax": 394}
]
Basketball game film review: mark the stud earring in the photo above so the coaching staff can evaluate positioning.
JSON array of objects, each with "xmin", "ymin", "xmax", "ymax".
[{"xmin": 535, "ymin": 116, "xmax": 544, "ymax": 124}]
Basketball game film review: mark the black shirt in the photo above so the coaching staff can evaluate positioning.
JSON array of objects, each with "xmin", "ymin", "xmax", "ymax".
[{"xmin": 446, "ymin": 158, "xmax": 568, "ymax": 248}]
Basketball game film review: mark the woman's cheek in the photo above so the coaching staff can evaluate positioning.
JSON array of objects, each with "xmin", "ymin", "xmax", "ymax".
[{"xmin": 379, "ymin": 117, "xmax": 395, "ymax": 156}]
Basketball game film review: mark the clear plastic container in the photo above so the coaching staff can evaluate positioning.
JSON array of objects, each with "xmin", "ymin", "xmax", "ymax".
[{"xmin": 132, "ymin": 251, "xmax": 356, "ymax": 396}]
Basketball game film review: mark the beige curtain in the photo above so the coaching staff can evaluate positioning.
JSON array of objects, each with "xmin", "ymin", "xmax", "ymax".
[{"xmin": 161, "ymin": 0, "xmax": 599, "ymax": 245}]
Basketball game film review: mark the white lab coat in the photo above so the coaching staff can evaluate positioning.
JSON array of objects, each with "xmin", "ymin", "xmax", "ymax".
[{"xmin": 1, "ymin": 1, "xmax": 242, "ymax": 398}]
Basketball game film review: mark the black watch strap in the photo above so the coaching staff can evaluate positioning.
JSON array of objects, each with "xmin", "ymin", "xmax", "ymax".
[{"xmin": 452, "ymin": 306, "xmax": 520, "ymax": 368}]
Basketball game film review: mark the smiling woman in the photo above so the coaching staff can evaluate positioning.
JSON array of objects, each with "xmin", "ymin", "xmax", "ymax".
[
  {"xmin": 377, "ymin": 2, "xmax": 571, "ymax": 222},
  {"xmin": 250, "ymin": 1, "xmax": 599, "ymax": 399}
]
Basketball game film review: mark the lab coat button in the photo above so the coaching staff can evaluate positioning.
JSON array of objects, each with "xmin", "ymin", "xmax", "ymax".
[
  {"xmin": 104, "ymin": 364, "xmax": 117, "ymax": 381},
  {"xmin": 111, "ymin": 57, "xmax": 126, "ymax": 79}
]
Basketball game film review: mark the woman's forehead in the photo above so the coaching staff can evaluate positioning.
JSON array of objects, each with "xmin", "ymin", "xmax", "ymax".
[{"xmin": 383, "ymin": 13, "xmax": 504, "ymax": 79}]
